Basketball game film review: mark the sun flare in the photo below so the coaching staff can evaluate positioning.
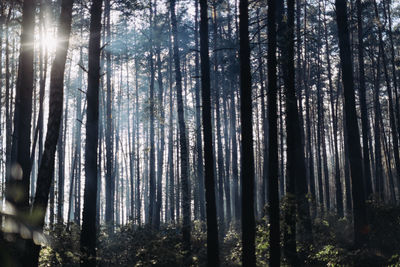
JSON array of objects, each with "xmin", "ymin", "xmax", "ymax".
[{"xmin": 39, "ymin": 31, "xmax": 58, "ymax": 51}]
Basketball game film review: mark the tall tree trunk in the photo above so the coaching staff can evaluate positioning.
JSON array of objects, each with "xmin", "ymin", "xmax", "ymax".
[
  {"xmin": 5, "ymin": 4, "xmax": 14, "ymax": 205},
  {"xmin": 239, "ymin": 0, "xmax": 256, "ymax": 265},
  {"xmin": 27, "ymin": 0, "xmax": 74, "ymax": 265},
  {"xmin": 256, "ymin": 8, "xmax": 268, "ymax": 215},
  {"xmin": 154, "ymin": 45, "xmax": 165, "ymax": 229},
  {"xmin": 385, "ymin": 0, "xmax": 400, "ymax": 147},
  {"xmin": 56, "ymin": 97, "xmax": 68, "ymax": 223},
  {"xmin": 167, "ymin": 38, "xmax": 175, "ymax": 223},
  {"xmin": 199, "ymin": 0, "xmax": 220, "ymax": 265},
  {"xmin": 104, "ymin": 0, "xmax": 114, "ymax": 228},
  {"xmin": 288, "ymin": 0, "xmax": 313, "ymax": 246},
  {"xmin": 267, "ymin": 0, "xmax": 280, "ymax": 265},
  {"xmin": 170, "ymin": 0, "xmax": 191, "ymax": 254},
  {"xmin": 302, "ymin": 0, "xmax": 317, "ymax": 217},
  {"xmin": 6, "ymin": 0, "xmax": 35, "ymax": 214},
  {"xmin": 135, "ymin": 55, "xmax": 141, "ymax": 225},
  {"xmin": 148, "ymin": 0, "xmax": 156, "ymax": 227},
  {"xmin": 335, "ymin": 0, "xmax": 368, "ymax": 247},
  {"xmin": 373, "ymin": 51, "xmax": 385, "ymax": 199},
  {"xmin": 323, "ymin": 0, "xmax": 343, "ymax": 217},
  {"xmin": 211, "ymin": 4, "xmax": 225, "ymax": 233},
  {"xmin": 80, "ymin": 0, "xmax": 102, "ymax": 265},
  {"xmin": 194, "ymin": 0, "xmax": 206, "ymax": 222},
  {"xmin": 373, "ymin": 0, "xmax": 400, "ymax": 191},
  {"xmin": 356, "ymin": 0, "xmax": 373, "ymax": 199}
]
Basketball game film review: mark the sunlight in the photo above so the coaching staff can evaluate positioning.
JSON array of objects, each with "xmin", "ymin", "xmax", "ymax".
[{"xmin": 39, "ymin": 30, "xmax": 58, "ymax": 51}]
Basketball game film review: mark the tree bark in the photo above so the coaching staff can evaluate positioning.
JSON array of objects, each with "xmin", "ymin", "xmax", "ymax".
[
  {"xmin": 267, "ymin": 0, "xmax": 280, "ymax": 265},
  {"xmin": 27, "ymin": 0, "xmax": 74, "ymax": 264},
  {"xmin": 6, "ymin": 0, "xmax": 35, "ymax": 214},
  {"xmin": 335, "ymin": 0, "xmax": 368, "ymax": 247},
  {"xmin": 239, "ymin": 0, "xmax": 256, "ymax": 265},
  {"xmin": 80, "ymin": 0, "xmax": 102, "ymax": 265},
  {"xmin": 170, "ymin": 0, "xmax": 191, "ymax": 254},
  {"xmin": 199, "ymin": 0, "xmax": 220, "ymax": 265}
]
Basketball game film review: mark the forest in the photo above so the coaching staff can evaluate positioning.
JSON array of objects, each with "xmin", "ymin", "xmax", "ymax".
[{"xmin": 1, "ymin": 0, "xmax": 400, "ymax": 266}]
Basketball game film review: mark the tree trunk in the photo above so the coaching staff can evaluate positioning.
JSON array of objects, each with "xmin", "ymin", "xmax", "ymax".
[
  {"xmin": 267, "ymin": 0, "xmax": 280, "ymax": 265},
  {"xmin": 6, "ymin": 0, "xmax": 35, "ymax": 214},
  {"xmin": 194, "ymin": 0, "xmax": 206, "ymax": 222},
  {"xmin": 356, "ymin": 0, "xmax": 373, "ymax": 199},
  {"xmin": 80, "ymin": 0, "xmax": 102, "ymax": 265},
  {"xmin": 323, "ymin": 0, "xmax": 343, "ymax": 217},
  {"xmin": 170, "ymin": 0, "xmax": 191, "ymax": 254},
  {"xmin": 104, "ymin": 0, "xmax": 114, "ymax": 229},
  {"xmin": 373, "ymin": 0, "xmax": 400, "ymax": 192},
  {"xmin": 335, "ymin": 0, "xmax": 368, "ymax": 247},
  {"xmin": 27, "ymin": 0, "xmax": 74, "ymax": 265},
  {"xmin": 239, "ymin": 0, "xmax": 256, "ymax": 265},
  {"xmin": 199, "ymin": 0, "xmax": 220, "ymax": 265},
  {"xmin": 148, "ymin": 0, "xmax": 156, "ymax": 227}
]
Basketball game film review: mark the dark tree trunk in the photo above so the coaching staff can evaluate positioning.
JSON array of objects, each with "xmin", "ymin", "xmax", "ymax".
[
  {"xmin": 193, "ymin": 0, "xmax": 206, "ymax": 222},
  {"xmin": 167, "ymin": 40, "xmax": 175, "ymax": 223},
  {"xmin": 80, "ymin": 0, "xmax": 102, "ymax": 265},
  {"xmin": 239, "ymin": 0, "xmax": 256, "ymax": 265},
  {"xmin": 335, "ymin": 0, "xmax": 368, "ymax": 247},
  {"xmin": 323, "ymin": 1, "xmax": 343, "ymax": 216},
  {"xmin": 211, "ymin": 4, "xmax": 225, "ymax": 233},
  {"xmin": 302, "ymin": 1, "xmax": 317, "ymax": 217},
  {"xmin": 104, "ymin": 0, "xmax": 114, "ymax": 228},
  {"xmin": 256, "ymin": 8, "xmax": 267, "ymax": 214},
  {"xmin": 148, "ymin": 0, "xmax": 156, "ymax": 227},
  {"xmin": 170, "ymin": 0, "xmax": 191, "ymax": 254},
  {"xmin": 287, "ymin": 0, "xmax": 313, "ymax": 246},
  {"xmin": 6, "ymin": 0, "xmax": 35, "ymax": 214},
  {"xmin": 373, "ymin": 51, "xmax": 385, "ymax": 199},
  {"xmin": 133, "ymin": 55, "xmax": 141, "ymax": 225},
  {"xmin": 356, "ymin": 0, "xmax": 373, "ymax": 199},
  {"xmin": 267, "ymin": 0, "xmax": 280, "ymax": 265},
  {"xmin": 26, "ymin": 0, "xmax": 74, "ymax": 265},
  {"xmin": 154, "ymin": 45, "xmax": 165, "ymax": 229},
  {"xmin": 199, "ymin": 0, "xmax": 220, "ymax": 265}
]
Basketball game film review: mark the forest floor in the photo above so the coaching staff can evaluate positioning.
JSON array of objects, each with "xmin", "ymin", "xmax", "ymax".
[{"xmin": 2, "ymin": 201, "xmax": 400, "ymax": 266}]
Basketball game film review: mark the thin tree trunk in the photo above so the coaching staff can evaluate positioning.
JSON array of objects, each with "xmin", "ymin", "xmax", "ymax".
[
  {"xmin": 356, "ymin": 0, "xmax": 373, "ymax": 199},
  {"xmin": 267, "ymin": 0, "xmax": 280, "ymax": 265},
  {"xmin": 170, "ymin": 0, "xmax": 191, "ymax": 254}
]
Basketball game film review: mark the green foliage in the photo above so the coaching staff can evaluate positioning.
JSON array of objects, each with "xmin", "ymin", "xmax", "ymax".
[
  {"xmin": 222, "ymin": 226, "xmax": 241, "ymax": 266},
  {"xmin": 255, "ymin": 218, "xmax": 269, "ymax": 266},
  {"xmin": 34, "ymin": 203, "xmax": 400, "ymax": 266},
  {"xmin": 39, "ymin": 223, "xmax": 81, "ymax": 267}
]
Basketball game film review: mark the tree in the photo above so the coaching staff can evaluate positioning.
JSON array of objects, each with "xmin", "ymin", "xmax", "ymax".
[
  {"xmin": 80, "ymin": 0, "xmax": 102, "ymax": 265},
  {"xmin": 170, "ymin": 0, "xmax": 191, "ymax": 255},
  {"xmin": 239, "ymin": 0, "xmax": 256, "ymax": 265},
  {"xmin": 199, "ymin": 0, "xmax": 219, "ymax": 265},
  {"xmin": 284, "ymin": 0, "xmax": 313, "ymax": 258},
  {"xmin": 148, "ymin": 0, "xmax": 156, "ymax": 227},
  {"xmin": 6, "ymin": 0, "xmax": 35, "ymax": 213},
  {"xmin": 356, "ymin": 0, "xmax": 373, "ymax": 199},
  {"xmin": 267, "ymin": 0, "xmax": 280, "ymax": 265},
  {"xmin": 105, "ymin": 0, "xmax": 114, "ymax": 228},
  {"xmin": 27, "ymin": 0, "xmax": 74, "ymax": 264},
  {"xmin": 335, "ymin": 0, "xmax": 368, "ymax": 247}
]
